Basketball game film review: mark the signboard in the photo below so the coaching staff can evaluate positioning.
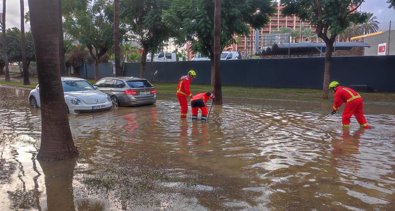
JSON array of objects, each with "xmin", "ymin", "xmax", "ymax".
[{"xmin": 378, "ymin": 43, "xmax": 387, "ymax": 55}]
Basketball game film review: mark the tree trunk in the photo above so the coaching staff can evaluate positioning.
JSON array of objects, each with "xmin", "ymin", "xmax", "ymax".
[
  {"xmin": 322, "ymin": 41, "xmax": 334, "ymax": 99},
  {"xmin": 94, "ymin": 59, "xmax": 99, "ymax": 81},
  {"xmin": 140, "ymin": 48, "xmax": 148, "ymax": 78},
  {"xmin": 28, "ymin": 0, "xmax": 78, "ymax": 160},
  {"xmin": 0, "ymin": 63, "xmax": 4, "ymax": 75},
  {"xmin": 21, "ymin": 0, "xmax": 30, "ymax": 85},
  {"xmin": 212, "ymin": 0, "xmax": 222, "ymax": 105},
  {"xmin": 2, "ymin": 0, "xmax": 10, "ymax": 82},
  {"xmin": 113, "ymin": 0, "xmax": 122, "ymax": 76}
]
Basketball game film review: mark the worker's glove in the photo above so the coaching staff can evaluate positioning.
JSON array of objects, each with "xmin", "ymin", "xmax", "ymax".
[{"xmin": 331, "ymin": 110, "xmax": 337, "ymax": 115}]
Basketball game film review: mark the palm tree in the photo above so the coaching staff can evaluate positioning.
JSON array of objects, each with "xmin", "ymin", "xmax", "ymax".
[
  {"xmin": 28, "ymin": 0, "xmax": 78, "ymax": 160},
  {"xmin": 113, "ymin": 0, "xmax": 122, "ymax": 76},
  {"xmin": 340, "ymin": 14, "xmax": 379, "ymax": 41},
  {"xmin": 2, "ymin": 0, "xmax": 10, "ymax": 81},
  {"xmin": 357, "ymin": 14, "xmax": 379, "ymax": 35},
  {"xmin": 20, "ymin": 0, "xmax": 30, "ymax": 85}
]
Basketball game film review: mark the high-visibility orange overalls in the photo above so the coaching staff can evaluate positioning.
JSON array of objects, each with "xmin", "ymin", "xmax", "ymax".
[
  {"xmin": 190, "ymin": 92, "xmax": 211, "ymax": 121},
  {"xmin": 176, "ymin": 75, "xmax": 192, "ymax": 118},
  {"xmin": 332, "ymin": 86, "xmax": 369, "ymax": 129}
]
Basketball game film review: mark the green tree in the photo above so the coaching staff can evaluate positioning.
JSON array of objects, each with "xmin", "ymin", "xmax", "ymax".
[
  {"xmin": 2, "ymin": 28, "xmax": 35, "ymax": 74},
  {"xmin": 28, "ymin": 0, "xmax": 78, "ymax": 160},
  {"xmin": 164, "ymin": 0, "xmax": 274, "ymax": 104},
  {"xmin": 357, "ymin": 13, "xmax": 379, "ymax": 35},
  {"xmin": 64, "ymin": 0, "xmax": 114, "ymax": 81},
  {"xmin": 340, "ymin": 14, "xmax": 379, "ymax": 41},
  {"xmin": 122, "ymin": 0, "xmax": 173, "ymax": 78},
  {"xmin": 165, "ymin": 0, "xmax": 274, "ymax": 59},
  {"xmin": 281, "ymin": 0, "xmax": 368, "ymax": 99},
  {"xmin": 388, "ymin": 0, "xmax": 395, "ymax": 8}
]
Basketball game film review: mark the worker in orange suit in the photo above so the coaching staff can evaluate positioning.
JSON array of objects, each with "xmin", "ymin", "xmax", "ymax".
[
  {"xmin": 329, "ymin": 81, "xmax": 370, "ymax": 129},
  {"xmin": 190, "ymin": 92, "xmax": 215, "ymax": 121},
  {"xmin": 176, "ymin": 69, "xmax": 196, "ymax": 118}
]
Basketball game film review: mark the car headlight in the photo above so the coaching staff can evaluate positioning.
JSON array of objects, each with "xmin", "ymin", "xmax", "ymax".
[{"xmin": 70, "ymin": 98, "xmax": 81, "ymax": 105}]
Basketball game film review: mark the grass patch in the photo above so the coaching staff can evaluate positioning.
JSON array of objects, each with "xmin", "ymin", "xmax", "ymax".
[
  {"xmin": 2, "ymin": 76, "xmax": 395, "ymax": 103},
  {"xmin": 154, "ymin": 82, "xmax": 395, "ymax": 103},
  {"xmin": 0, "ymin": 79, "xmax": 37, "ymax": 89}
]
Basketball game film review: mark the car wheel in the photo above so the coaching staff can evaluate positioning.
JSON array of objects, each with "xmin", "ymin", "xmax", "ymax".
[
  {"xmin": 29, "ymin": 97, "xmax": 38, "ymax": 108},
  {"xmin": 111, "ymin": 96, "xmax": 120, "ymax": 107}
]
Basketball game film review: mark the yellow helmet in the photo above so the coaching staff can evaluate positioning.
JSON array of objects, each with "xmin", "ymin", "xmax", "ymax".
[
  {"xmin": 329, "ymin": 81, "xmax": 340, "ymax": 89},
  {"xmin": 188, "ymin": 69, "xmax": 197, "ymax": 78}
]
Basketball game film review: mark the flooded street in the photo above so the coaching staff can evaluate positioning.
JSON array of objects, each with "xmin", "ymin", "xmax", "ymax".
[{"xmin": 1, "ymin": 87, "xmax": 395, "ymax": 210}]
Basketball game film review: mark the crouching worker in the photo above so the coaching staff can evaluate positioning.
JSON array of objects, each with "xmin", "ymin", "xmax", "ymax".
[
  {"xmin": 329, "ymin": 81, "xmax": 370, "ymax": 129},
  {"xmin": 191, "ymin": 92, "xmax": 215, "ymax": 121}
]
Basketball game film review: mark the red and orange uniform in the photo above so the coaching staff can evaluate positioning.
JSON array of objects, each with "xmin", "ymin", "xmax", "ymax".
[
  {"xmin": 176, "ymin": 75, "xmax": 192, "ymax": 118},
  {"xmin": 332, "ymin": 86, "xmax": 369, "ymax": 129},
  {"xmin": 191, "ymin": 92, "xmax": 212, "ymax": 121}
]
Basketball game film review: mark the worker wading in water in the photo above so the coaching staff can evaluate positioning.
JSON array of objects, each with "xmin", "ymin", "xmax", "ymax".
[
  {"xmin": 329, "ymin": 81, "xmax": 370, "ymax": 129},
  {"xmin": 190, "ymin": 92, "xmax": 215, "ymax": 121},
  {"xmin": 176, "ymin": 70, "xmax": 196, "ymax": 118}
]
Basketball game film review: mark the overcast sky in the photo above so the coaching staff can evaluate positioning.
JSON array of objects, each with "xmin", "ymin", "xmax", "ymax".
[{"xmin": 2, "ymin": 0, "xmax": 395, "ymax": 31}]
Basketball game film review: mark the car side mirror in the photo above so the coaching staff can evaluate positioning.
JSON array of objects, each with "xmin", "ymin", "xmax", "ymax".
[{"xmin": 93, "ymin": 85, "xmax": 98, "ymax": 89}]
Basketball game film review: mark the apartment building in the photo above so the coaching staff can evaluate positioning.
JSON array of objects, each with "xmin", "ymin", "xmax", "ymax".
[{"xmin": 227, "ymin": 2, "xmax": 314, "ymax": 57}]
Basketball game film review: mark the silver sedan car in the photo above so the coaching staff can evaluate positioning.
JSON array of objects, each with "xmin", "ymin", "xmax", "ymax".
[{"xmin": 94, "ymin": 77, "xmax": 157, "ymax": 107}]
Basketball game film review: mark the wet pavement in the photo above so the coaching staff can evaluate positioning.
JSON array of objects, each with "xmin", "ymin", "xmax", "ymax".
[{"xmin": 1, "ymin": 87, "xmax": 395, "ymax": 210}]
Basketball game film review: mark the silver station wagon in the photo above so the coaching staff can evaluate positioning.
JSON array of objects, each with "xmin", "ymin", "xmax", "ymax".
[{"xmin": 94, "ymin": 77, "xmax": 157, "ymax": 107}]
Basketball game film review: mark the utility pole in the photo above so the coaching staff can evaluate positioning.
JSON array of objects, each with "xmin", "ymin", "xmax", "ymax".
[{"xmin": 388, "ymin": 21, "xmax": 391, "ymax": 55}]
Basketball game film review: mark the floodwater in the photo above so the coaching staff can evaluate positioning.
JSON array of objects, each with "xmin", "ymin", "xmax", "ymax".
[{"xmin": 1, "ymin": 87, "xmax": 395, "ymax": 211}]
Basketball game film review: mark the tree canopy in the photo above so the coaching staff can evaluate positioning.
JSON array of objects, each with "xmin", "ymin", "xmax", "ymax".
[
  {"xmin": 388, "ymin": 0, "xmax": 395, "ymax": 8},
  {"xmin": 63, "ymin": 0, "xmax": 115, "ymax": 80},
  {"xmin": 122, "ymin": 0, "xmax": 174, "ymax": 76},
  {"xmin": 164, "ymin": 0, "xmax": 275, "ymax": 59},
  {"xmin": 281, "ymin": 0, "xmax": 369, "ymax": 99},
  {"xmin": 0, "ymin": 28, "xmax": 35, "ymax": 63}
]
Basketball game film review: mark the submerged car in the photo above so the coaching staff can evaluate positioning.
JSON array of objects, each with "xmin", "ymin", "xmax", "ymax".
[
  {"xmin": 28, "ymin": 77, "xmax": 113, "ymax": 113},
  {"xmin": 94, "ymin": 77, "xmax": 157, "ymax": 107}
]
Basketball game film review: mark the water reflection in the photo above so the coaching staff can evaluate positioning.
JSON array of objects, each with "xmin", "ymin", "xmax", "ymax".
[{"xmin": 1, "ymin": 87, "xmax": 395, "ymax": 210}]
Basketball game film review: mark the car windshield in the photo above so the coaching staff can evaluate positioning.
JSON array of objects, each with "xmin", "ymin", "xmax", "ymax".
[
  {"xmin": 62, "ymin": 80, "xmax": 95, "ymax": 92},
  {"xmin": 221, "ymin": 53, "xmax": 229, "ymax": 59},
  {"xmin": 126, "ymin": 80, "xmax": 152, "ymax": 88}
]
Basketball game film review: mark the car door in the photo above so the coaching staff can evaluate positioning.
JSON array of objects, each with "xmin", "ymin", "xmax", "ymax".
[{"xmin": 113, "ymin": 79, "xmax": 127, "ymax": 98}]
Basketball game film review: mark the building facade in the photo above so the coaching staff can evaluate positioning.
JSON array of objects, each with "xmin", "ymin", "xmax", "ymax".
[
  {"xmin": 227, "ymin": 2, "xmax": 314, "ymax": 58},
  {"xmin": 362, "ymin": 30, "xmax": 395, "ymax": 56}
]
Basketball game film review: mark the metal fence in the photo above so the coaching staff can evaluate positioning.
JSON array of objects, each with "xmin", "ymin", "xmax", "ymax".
[{"xmin": 81, "ymin": 56, "xmax": 395, "ymax": 92}]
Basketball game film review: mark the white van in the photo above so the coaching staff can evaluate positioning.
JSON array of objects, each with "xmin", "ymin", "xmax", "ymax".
[
  {"xmin": 220, "ymin": 51, "xmax": 240, "ymax": 60},
  {"xmin": 146, "ymin": 52, "xmax": 177, "ymax": 62}
]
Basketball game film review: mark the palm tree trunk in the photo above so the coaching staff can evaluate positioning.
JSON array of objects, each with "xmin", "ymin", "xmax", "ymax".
[
  {"xmin": 113, "ymin": 0, "xmax": 122, "ymax": 76},
  {"xmin": 2, "ymin": 0, "xmax": 10, "ymax": 82},
  {"xmin": 20, "ymin": 0, "xmax": 30, "ymax": 85},
  {"xmin": 212, "ymin": 0, "xmax": 222, "ymax": 105},
  {"xmin": 28, "ymin": 0, "xmax": 78, "ymax": 160}
]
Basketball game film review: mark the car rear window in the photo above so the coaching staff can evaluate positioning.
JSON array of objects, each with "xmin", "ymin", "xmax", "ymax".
[{"xmin": 126, "ymin": 80, "xmax": 153, "ymax": 88}]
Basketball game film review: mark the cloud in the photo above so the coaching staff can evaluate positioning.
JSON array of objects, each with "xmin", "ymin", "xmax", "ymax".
[{"xmin": 2, "ymin": 0, "xmax": 29, "ymax": 30}]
